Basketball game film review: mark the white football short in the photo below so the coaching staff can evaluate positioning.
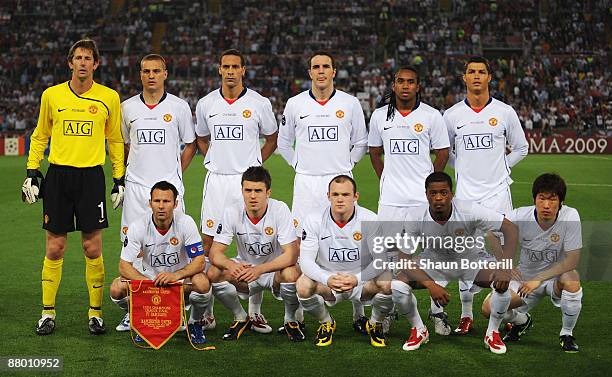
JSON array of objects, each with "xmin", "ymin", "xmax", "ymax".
[
  {"xmin": 477, "ymin": 185, "xmax": 513, "ymax": 215},
  {"xmin": 200, "ymin": 172, "xmax": 242, "ymax": 236},
  {"xmin": 121, "ymin": 181, "xmax": 184, "ymax": 241},
  {"xmin": 325, "ymin": 282, "xmax": 366, "ymax": 307},
  {"xmin": 292, "ymin": 172, "xmax": 351, "ymax": 234},
  {"xmin": 509, "ymin": 277, "xmax": 561, "ymax": 309},
  {"xmin": 230, "ymin": 257, "xmax": 281, "ymax": 300},
  {"xmin": 418, "ymin": 251, "xmax": 498, "ymax": 293}
]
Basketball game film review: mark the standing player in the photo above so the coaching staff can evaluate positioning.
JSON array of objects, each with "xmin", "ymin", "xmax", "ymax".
[
  {"xmin": 109, "ymin": 181, "xmax": 212, "ymax": 344},
  {"xmin": 297, "ymin": 175, "xmax": 393, "ymax": 347},
  {"xmin": 195, "ymin": 49, "xmax": 278, "ymax": 332},
  {"xmin": 207, "ymin": 167, "xmax": 304, "ymax": 342},
  {"xmin": 442, "ymin": 56, "xmax": 528, "ymax": 335},
  {"xmin": 482, "ymin": 173, "xmax": 583, "ymax": 353},
  {"xmin": 22, "ymin": 39, "xmax": 124, "ymax": 335},
  {"xmin": 278, "ymin": 51, "xmax": 369, "ymax": 330},
  {"xmin": 390, "ymin": 172, "xmax": 518, "ymax": 354},
  {"xmin": 119, "ymin": 54, "xmax": 196, "ymax": 243}
]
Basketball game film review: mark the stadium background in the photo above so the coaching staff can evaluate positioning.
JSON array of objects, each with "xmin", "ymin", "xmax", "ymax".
[{"xmin": 0, "ymin": 0, "xmax": 610, "ymax": 376}]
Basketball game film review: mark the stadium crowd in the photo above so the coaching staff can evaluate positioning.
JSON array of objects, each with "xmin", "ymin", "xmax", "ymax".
[{"xmin": 0, "ymin": 0, "xmax": 609, "ymax": 136}]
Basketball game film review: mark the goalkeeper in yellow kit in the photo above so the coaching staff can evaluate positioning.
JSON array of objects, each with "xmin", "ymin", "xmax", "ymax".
[{"xmin": 22, "ymin": 39, "xmax": 125, "ymax": 335}]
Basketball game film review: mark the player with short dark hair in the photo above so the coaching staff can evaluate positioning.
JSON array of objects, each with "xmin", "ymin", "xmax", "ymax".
[
  {"xmin": 390, "ymin": 172, "xmax": 518, "ymax": 354},
  {"xmin": 278, "ymin": 51, "xmax": 369, "ymax": 331},
  {"xmin": 482, "ymin": 173, "xmax": 583, "ymax": 353},
  {"xmin": 297, "ymin": 176, "xmax": 391, "ymax": 347},
  {"xmin": 23, "ymin": 39, "xmax": 124, "ymax": 336},
  {"xmin": 442, "ymin": 56, "xmax": 528, "ymax": 335},
  {"xmin": 195, "ymin": 49, "xmax": 278, "ymax": 333},
  {"xmin": 109, "ymin": 181, "xmax": 212, "ymax": 345},
  {"xmin": 207, "ymin": 167, "xmax": 304, "ymax": 342}
]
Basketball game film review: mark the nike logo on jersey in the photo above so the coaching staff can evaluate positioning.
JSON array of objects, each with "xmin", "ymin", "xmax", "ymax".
[
  {"xmin": 129, "ymin": 118, "xmax": 138, "ymax": 124},
  {"xmin": 237, "ymin": 232, "xmax": 247, "ymax": 235},
  {"xmin": 209, "ymin": 113, "xmax": 219, "ymax": 118},
  {"xmin": 58, "ymin": 108, "xmax": 68, "ymax": 112},
  {"xmin": 145, "ymin": 243, "xmax": 155, "ymax": 247},
  {"xmin": 383, "ymin": 126, "xmax": 394, "ymax": 130},
  {"xmin": 321, "ymin": 235, "xmax": 331, "ymax": 240},
  {"xmin": 299, "ymin": 115, "xmax": 310, "ymax": 119},
  {"xmin": 457, "ymin": 124, "xmax": 467, "ymax": 129}
]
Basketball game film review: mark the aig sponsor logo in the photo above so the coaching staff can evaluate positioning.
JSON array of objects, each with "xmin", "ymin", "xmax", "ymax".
[
  {"xmin": 389, "ymin": 138, "xmax": 419, "ymax": 154},
  {"xmin": 328, "ymin": 247, "xmax": 360, "ymax": 262},
  {"xmin": 214, "ymin": 124, "xmax": 243, "ymax": 140},
  {"xmin": 308, "ymin": 125, "xmax": 338, "ymax": 142},
  {"xmin": 150, "ymin": 251, "xmax": 180, "ymax": 267},
  {"xmin": 245, "ymin": 242, "xmax": 274, "ymax": 256},
  {"xmin": 137, "ymin": 129, "xmax": 166, "ymax": 144},
  {"xmin": 63, "ymin": 120, "xmax": 93, "ymax": 136},
  {"xmin": 463, "ymin": 133, "xmax": 493, "ymax": 150}
]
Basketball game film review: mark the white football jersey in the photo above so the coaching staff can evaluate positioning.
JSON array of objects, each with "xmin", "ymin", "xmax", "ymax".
[
  {"xmin": 214, "ymin": 198, "xmax": 297, "ymax": 265},
  {"xmin": 368, "ymin": 102, "xmax": 450, "ymax": 206},
  {"xmin": 195, "ymin": 88, "xmax": 277, "ymax": 174},
  {"xmin": 121, "ymin": 92, "xmax": 195, "ymax": 194},
  {"xmin": 402, "ymin": 200, "xmax": 504, "ymax": 260},
  {"xmin": 508, "ymin": 205, "xmax": 582, "ymax": 278},
  {"xmin": 300, "ymin": 204, "xmax": 378, "ymax": 284},
  {"xmin": 279, "ymin": 89, "xmax": 367, "ymax": 175},
  {"xmin": 121, "ymin": 212, "xmax": 205, "ymax": 279},
  {"xmin": 444, "ymin": 98, "xmax": 528, "ymax": 201}
]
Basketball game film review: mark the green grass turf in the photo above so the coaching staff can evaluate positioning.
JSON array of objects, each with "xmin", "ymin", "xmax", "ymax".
[{"xmin": 1, "ymin": 154, "xmax": 611, "ymax": 376}]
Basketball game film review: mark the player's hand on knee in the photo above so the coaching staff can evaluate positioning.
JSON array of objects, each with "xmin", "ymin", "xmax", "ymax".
[
  {"xmin": 22, "ymin": 169, "xmax": 43, "ymax": 204},
  {"xmin": 327, "ymin": 274, "xmax": 347, "ymax": 292},
  {"xmin": 428, "ymin": 283, "xmax": 450, "ymax": 307},
  {"xmin": 518, "ymin": 280, "xmax": 541, "ymax": 297},
  {"xmin": 110, "ymin": 176, "xmax": 125, "ymax": 209}
]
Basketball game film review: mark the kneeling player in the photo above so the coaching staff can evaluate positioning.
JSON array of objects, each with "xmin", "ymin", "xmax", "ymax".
[
  {"xmin": 207, "ymin": 166, "xmax": 304, "ymax": 341},
  {"xmin": 297, "ymin": 175, "xmax": 393, "ymax": 347},
  {"xmin": 109, "ymin": 181, "xmax": 212, "ymax": 344},
  {"xmin": 390, "ymin": 172, "xmax": 518, "ymax": 354},
  {"xmin": 482, "ymin": 173, "xmax": 583, "ymax": 352}
]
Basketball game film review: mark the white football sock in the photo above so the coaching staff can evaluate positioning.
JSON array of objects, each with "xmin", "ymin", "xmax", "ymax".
[
  {"xmin": 487, "ymin": 289, "xmax": 511, "ymax": 336},
  {"xmin": 298, "ymin": 294, "xmax": 332, "ymax": 323},
  {"xmin": 212, "ymin": 281, "xmax": 247, "ymax": 321},
  {"xmin": 370, "ymin": 293, "xmax": 393, "ymax": 324},
  {"xmin": 189, "ymin": 290, "xmax": 213, "ymax": 324},
  {"xmin": 248, "ymin": 290, "xmax": 264, "ymax": 316},
  {"xmin": 391, "ymin": 280, "xmax": 425, "ymax": 330},
  {"xmin": 560, "ymin": 288, "xmax": 582, "ymax": 336},
  {"xmin": 280, "ymin": 283, "xmax": 300, "ymax": 323}
]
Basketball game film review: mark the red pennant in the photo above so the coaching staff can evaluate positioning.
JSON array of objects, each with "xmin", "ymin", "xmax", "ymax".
[{"xmin": 129, "ymin": 280, "xmax": 183, "ymax": 349}]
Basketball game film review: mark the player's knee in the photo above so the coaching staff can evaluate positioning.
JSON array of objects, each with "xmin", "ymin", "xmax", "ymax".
[
  {"xmin": 377, "ymin": 279, "xmax": 392, "ymax": 295},
  {"xmin": 81, "ymin": 238, "xmax": 102, "ymax": 258},
  {"xmin": 559, "ymin": 271, "xmax": 581, "ymax": 292},
  {"xmin": 45, "ymin": 238, "xmax": 66, "ymax": 259},
  {"xmin": 109, "ymin": 278, "xmax": 127, "ymax": 299},
  {"xmin": 296, "ymin": 274, "xmax": 316, "ymax": 297},
  {"xmin": 280, "ymin": 265, "xmax": 300, "ymax": 283},
  {"xmin": 192, "ymin": 273, "xmax": 211, "ymax": 293},
  {"xmin": 206, "ymin": 265, "xmax": 222, "ymax": 283}
]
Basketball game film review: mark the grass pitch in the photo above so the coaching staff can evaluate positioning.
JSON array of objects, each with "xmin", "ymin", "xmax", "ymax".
[{"xmin": 1, "ymin": 154, "xmax": 611, "ymax": 376}]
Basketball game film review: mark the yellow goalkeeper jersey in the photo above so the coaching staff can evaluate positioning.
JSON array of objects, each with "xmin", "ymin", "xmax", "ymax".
[{"xmin": 27, "ymin": 81, "xmax": 125, "ymax": 178}]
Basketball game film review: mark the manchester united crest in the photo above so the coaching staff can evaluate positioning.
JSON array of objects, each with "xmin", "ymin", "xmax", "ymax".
[
  {"xmin": 550, "ymin": 233, "xmax": 560, "ymax": 243},
  {"xmin": 489, "ymin": 117, "xmax": 498, "ymax": 127},
  {"xmin": 414, "ymin": 123, "xmax": 424, "ymax": 133},
  {"xmin": 293, "ymin": 219, "xmax": 299, "ymax": 228},
  {"xmin": 163, "ymin": 113, "xmax": 172, "ymax": 122},
  {"xmin": 243, "ymin": 109, "xmax": 252, "ymax": 118},
  {"xmin": 265, "ymin": 227, "xmax": 274, "ymax": 236},
  {"xmin": 151, "ymin": 294, "xmax": 162, "ymax": 305},
  {"xmin": 336, "ymin": 110, "xmax": 344, "ymax": 118},
  {"xmin": 122, "ymin": 226, "xmax": 129, "ymax": 235},
  {"xmin": 88, "ymin": 105, "xmax": 98, "ymax": 114},
  {"xmin": 170, "ymin": 237, "xmax": 179, "ymax": 246},
  {"xmin": 206, "ymin": 219, "xmax": 214, "ymax": 229},
  {"xmin": 353, "ymin": 231, "xmax": 362, "ymax": 241}
]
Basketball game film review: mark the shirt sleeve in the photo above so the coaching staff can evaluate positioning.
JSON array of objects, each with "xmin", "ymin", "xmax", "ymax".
[
  {"xmin": 299, "ymin": 215, "xmax": 333, "ymax": 285},
  {"xmin": 367, "ymin": 111, "xmax": 383, "ymax": 147},
  {"xmin": 120, "ymin": 224, "xmax": 142, "ymax": 263},
  {"xmin": 277, "ymin": 99, "xmax": 296, "ymax": 166},
  {"xmin": 105, "ymin": 90, "xmax": 125, "ymax": 179},
  {"xmin": 178, "ymin": 100, "xmax": 196, "ymax": 144},
  {"xmin": 276, "ymin": 202, "xmax": 298, "ymax": 246},
  {"xmin": 443, "ymin": 111, "xmax": 457, "ymax": 168},
  {"xmin": 213, "ymin": 207, "xmax": 235, "ymax": 246},
  {"xmin": 563, "ymin": 208, "xmax": 583, "ymax": 251},
  {"xmin": 182, "ymin": 215, "xmax": 205, "ymax": 258},
  {"xmin": 195, "ymin": 99, "xmax": 210, "ymax": 137},
  {"xmin": 258, "ymin": 97, "xmax": 278, "ymax": 136},
  {"xmin": 505, "ymin": 106, "xmax": 528, "ymax": 168},
  {"xmin": 430, "ymin": 110, "xmax": 450, "ymax": 149},
  {"xmin": 120, "ymin": 102, "xmax": 130, "ymax": 145},
  {"xmin": 26, "ymin": 89, "xmax": 53, "ymax": 170}
]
